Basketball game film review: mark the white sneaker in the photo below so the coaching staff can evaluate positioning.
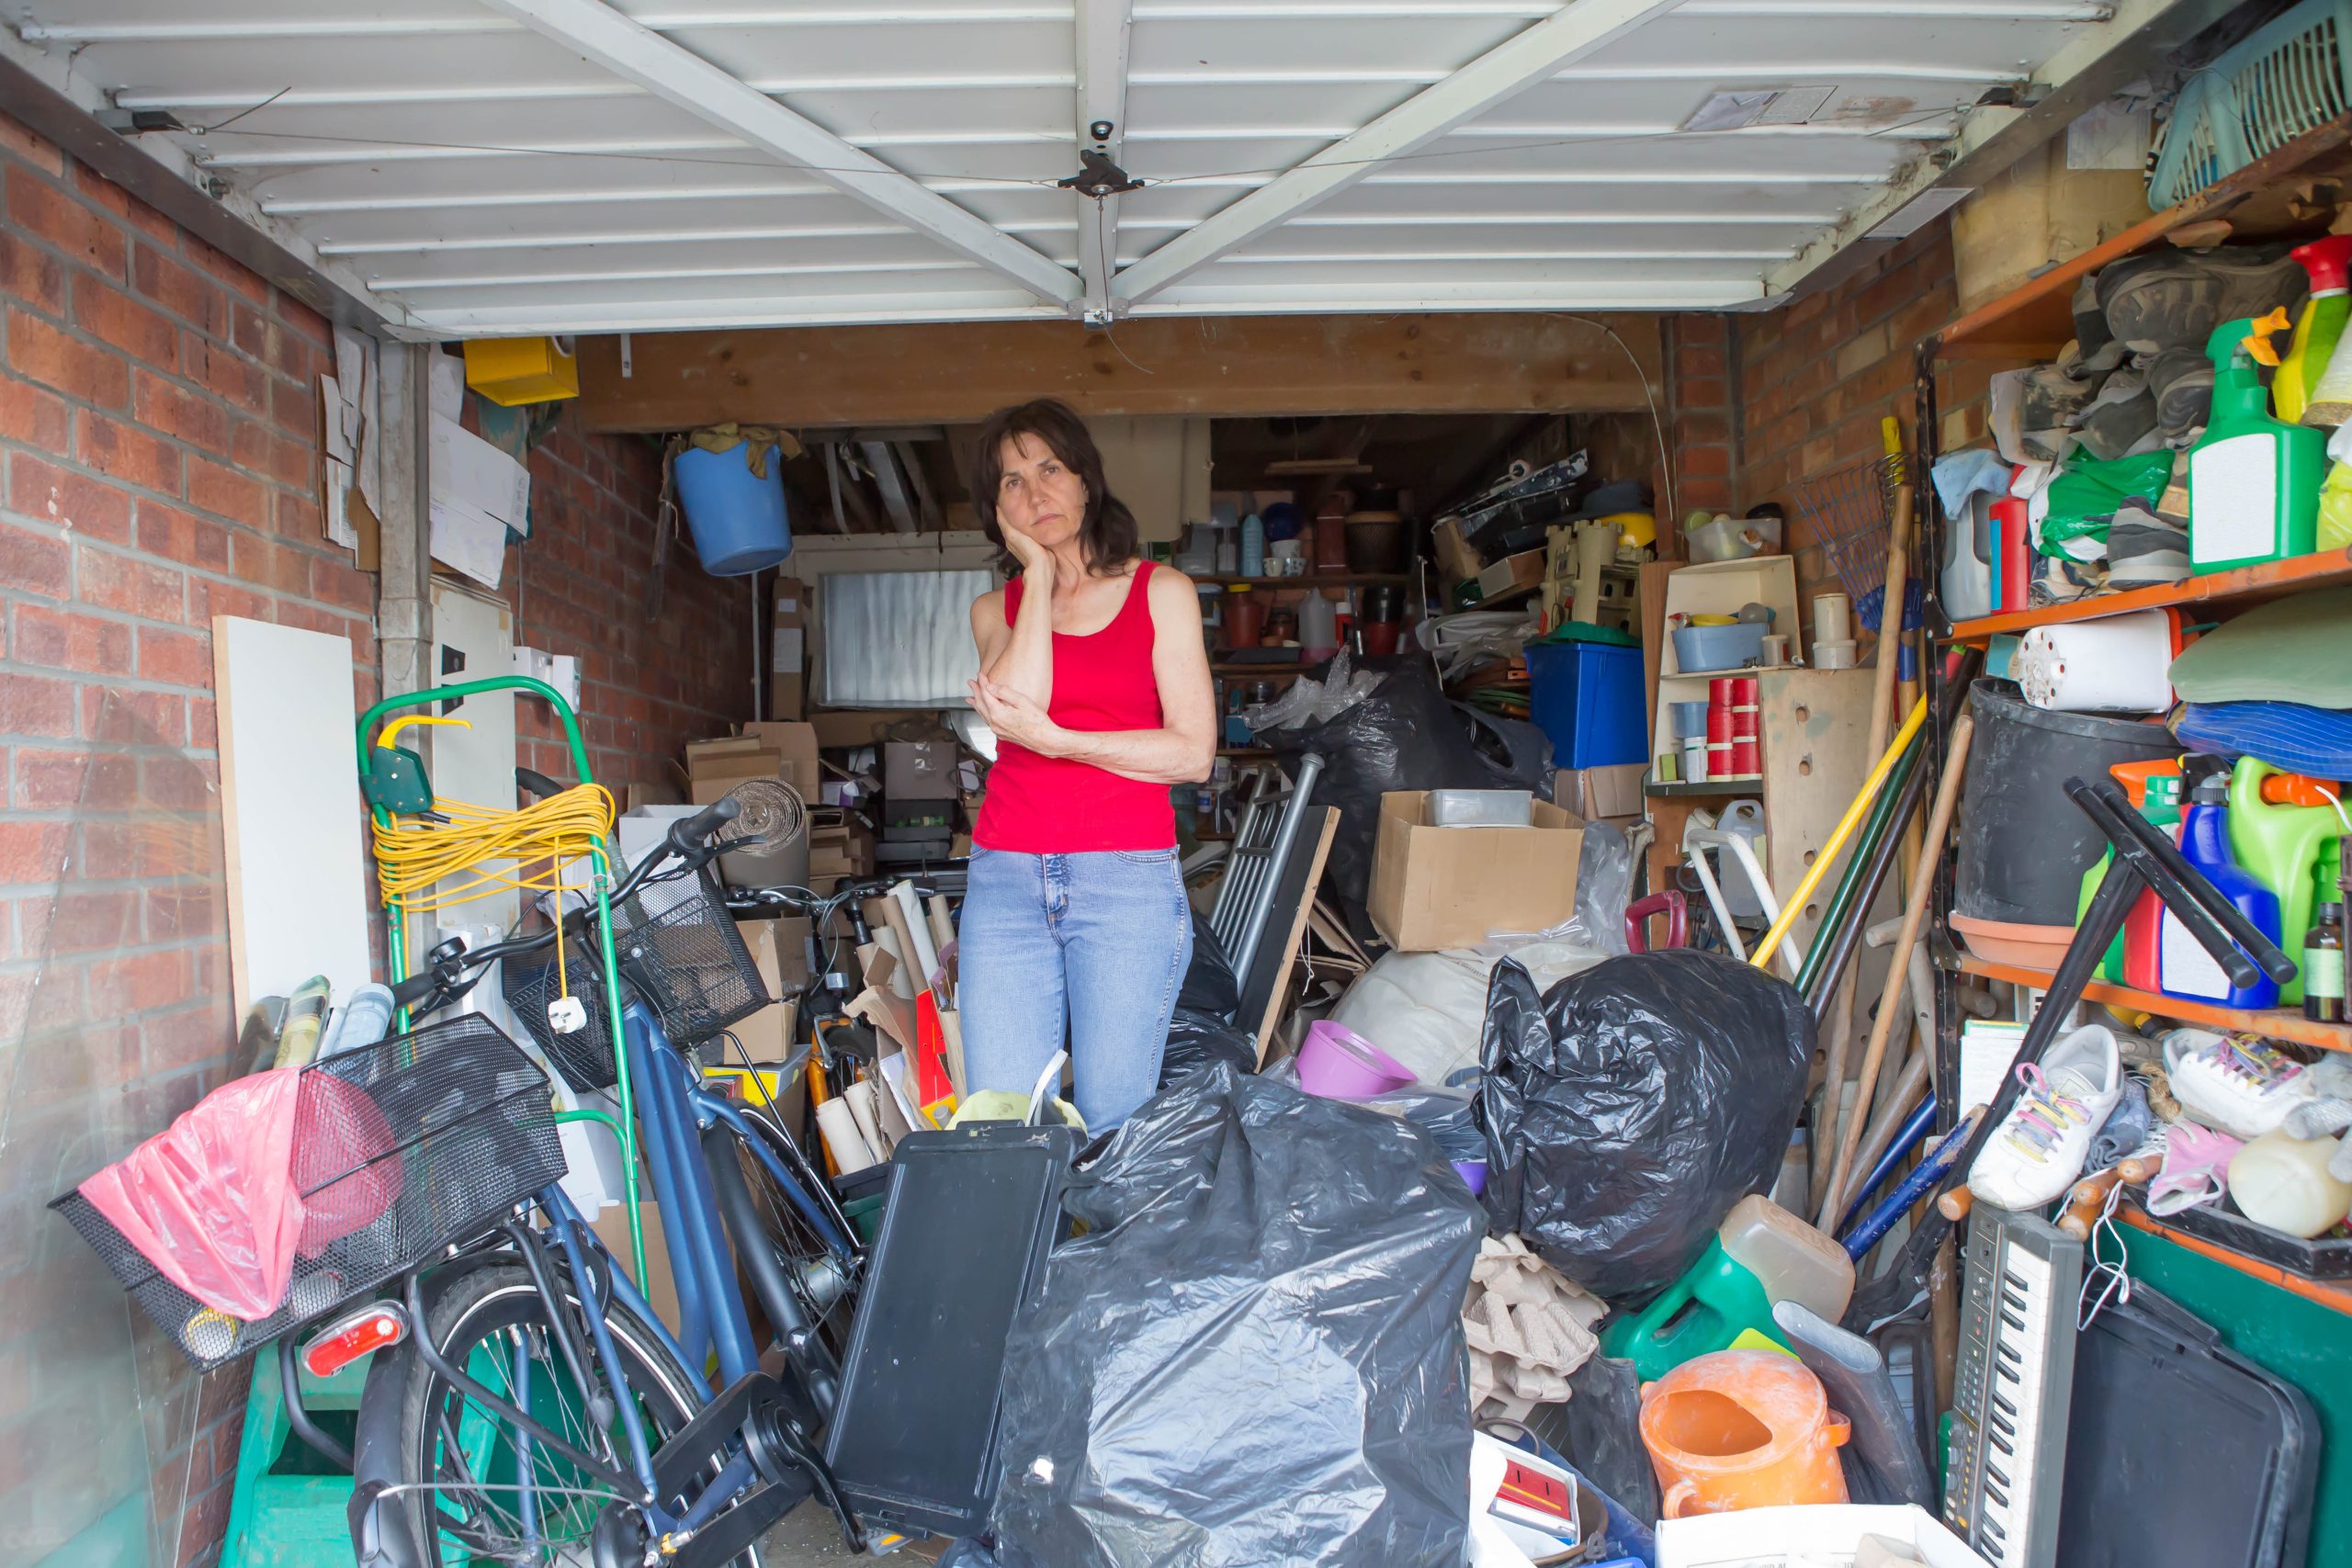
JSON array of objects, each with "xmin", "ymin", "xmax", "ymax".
[
  {"xmin": 1969, "ymin": 1024, "xmax": 2124, "ymax": 1212},
  {"xmin": 2162, "ymin": 1028, "xmax": 2312, "ymax": 1140}
]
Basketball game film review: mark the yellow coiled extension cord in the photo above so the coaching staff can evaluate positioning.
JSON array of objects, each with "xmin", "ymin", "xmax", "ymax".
[{"xmin": 371, "ymin": 782, "xmax": 617, "ymax": 1003}]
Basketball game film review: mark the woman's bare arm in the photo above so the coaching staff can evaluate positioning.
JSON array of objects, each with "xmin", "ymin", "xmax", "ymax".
[
  {"xmin": 970, "ymin": 558, "xmax": 1056, "ymax": 706},
  {"xmin": 967, "ymin": 568, "xmax": 1216, "ymax": 785}
]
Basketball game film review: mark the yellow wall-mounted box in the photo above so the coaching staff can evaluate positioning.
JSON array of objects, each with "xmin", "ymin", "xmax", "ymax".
[{"xmin": 461, "ymin": 336, "xmax": 580, "ymax": 406}]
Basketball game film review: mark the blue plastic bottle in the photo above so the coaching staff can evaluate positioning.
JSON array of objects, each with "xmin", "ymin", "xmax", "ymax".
[
  {"xmin": 1239, "ymin": 512, "xmax": 1266, "ymax": 578},
  {"xmin": 2160, "ymin": 773, "xmax": 2282, "ymax": 1010}
]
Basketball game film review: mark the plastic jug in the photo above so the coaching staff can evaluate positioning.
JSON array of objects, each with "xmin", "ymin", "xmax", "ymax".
[
  {"xmin": 2160, "ymin": 772, "xmax": 2281, "ymax": 1009},
  {"xmin": 1600, "ymin": 1236, "xmax": 1788, "ymax": 1382},
  {"xmin": 1713, "ymin": 800, "xmax": 1770, "ymax": 919},
  {"xmin": 2188, "ymin": 310, "xmax": 2324, "ymax": 575},
  {"xmin": 1715, "ymin": 1196, "xmax": 1853, "ymax": 1325},
  {"xmin": 2276, "ymin": 236, "xmax": 2352, "ymax": 425},
  {"xmin": 1639, "ymin": 1350, "xmax": 1850, "ymax": 1517},
  {"xmin": 2229, "ymin": 756, "xmax": 2346, "ymax": 1006}
]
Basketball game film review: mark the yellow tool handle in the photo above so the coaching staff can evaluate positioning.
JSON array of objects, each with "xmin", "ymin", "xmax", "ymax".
[{"xmin": 1749, "ymin": 696, "xmax": 1928, "ymax": 971}]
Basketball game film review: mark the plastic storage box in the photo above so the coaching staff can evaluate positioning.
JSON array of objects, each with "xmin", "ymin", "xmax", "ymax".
[{"xmin": 1527, "ymin": 641, "xmax": 1646, "ymax": 768}]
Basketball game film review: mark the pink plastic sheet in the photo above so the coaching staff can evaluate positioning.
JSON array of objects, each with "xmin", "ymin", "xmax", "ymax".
[{"xmin": 79, "ymin": 1066, "xmax": 401, "ymax": 1322}]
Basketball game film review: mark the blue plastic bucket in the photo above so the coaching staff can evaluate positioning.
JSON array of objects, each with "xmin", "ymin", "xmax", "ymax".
[{"xmin": 674, "ymin": 442, "xmax": 792, "ymax": 575}]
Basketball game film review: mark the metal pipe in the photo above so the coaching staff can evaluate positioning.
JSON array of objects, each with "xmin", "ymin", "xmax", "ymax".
[{"xmin": 1839, "ymin": 1088, "xmax": 1938, "ymax": 1232}]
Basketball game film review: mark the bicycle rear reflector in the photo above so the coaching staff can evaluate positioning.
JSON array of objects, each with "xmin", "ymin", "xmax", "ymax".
[{"xmin": 302, "ymin": 1302, "xmax": 409, "ymax": 1379}]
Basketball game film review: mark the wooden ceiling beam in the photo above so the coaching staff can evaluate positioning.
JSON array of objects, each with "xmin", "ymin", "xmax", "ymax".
[{"xmin": 575, "ymin": 312, "xmax": 1662, "ymax": 432}]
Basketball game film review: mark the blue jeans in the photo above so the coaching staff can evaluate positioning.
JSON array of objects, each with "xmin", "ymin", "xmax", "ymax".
[{"xmin": 957, "ymin": 847, "xmax": 1193, "ymax": 1132}]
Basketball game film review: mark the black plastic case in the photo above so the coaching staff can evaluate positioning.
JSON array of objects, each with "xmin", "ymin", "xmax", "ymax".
[{"xmin": 823, "ymin": 1121, "xmax": 1078, "ymax": 1540}]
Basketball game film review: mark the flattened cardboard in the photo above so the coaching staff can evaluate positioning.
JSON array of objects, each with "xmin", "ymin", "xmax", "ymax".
[
  {"xmin": 1559, "ymin": 762, "xmax": 1645, "ymax": 821},
  {"xmin": 1368, "ymin": 789, "xmax": 1584, "ymax": 952}
]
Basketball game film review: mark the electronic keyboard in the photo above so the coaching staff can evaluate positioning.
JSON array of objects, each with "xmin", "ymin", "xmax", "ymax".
[{"xmin": 1943, "ymin": 1207, "xmax": 2082, "ymax": 1568}]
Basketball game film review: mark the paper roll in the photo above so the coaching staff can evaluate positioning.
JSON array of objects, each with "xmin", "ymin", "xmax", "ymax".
[
  {"xmin": 843, "ymin": 1077, "xmax": 891, "ymax": 1162},
  {"xmin": 1813, "ymin": 592, "xmax": 1852, "ymax": 646},
  {"xmin": 816, "ymin": 1098, "xmax": 877, "ymax": 1174},
  {"xmin": 1814, "ymin": 638, "xmax": 1859, "ymax": 671}
]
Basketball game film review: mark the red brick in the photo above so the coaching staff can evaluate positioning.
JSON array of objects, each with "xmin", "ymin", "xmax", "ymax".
[
  {"xmin": 0, "ymin": 670, "xmax": 74, "ymax": 736},
  {"xmin": 74, "ymin": 411, "xmax": 181, "ymax": 495},
  {"xmin": 131, "ymin": 243, "xmax": 228, "ymax": 336},
  {"xmin": 76, "ymin": 545, "xmax": 184, "ymax": 621},
  {"xmin": 1677, "ymin": 375, "xmax": 1727, "ymax": 411},
  {"xmin": 86, "ymin": 949, "xmax": 187, "ymax": 1015},
  {"xmin": 6, "ymin": 308, "xmax": 129, "ymax": 407},
  {"xmin": 74, "ymin": 285, "xmax": 178, "ymax": 368},
  {"xmin": 311, "ymin": 556, "xmax": 370, "ymax": 612},
  {"xmin": 0, "ymin": 230, "xmax": 65, "ymax": 316},
  {"xmin": 71, "ymin": 165, "xmax": 177, "ymax": 247},
  {"xmin": 47, "ymin": 888, "xmax": 140, "ymax": 953},
  {"xmin": 269, "ymin": 372, "xmax": 314, "ymax": 438},
  {"xmin": 187, "ymin": 455, "xmax": 265, "ymax": 524},
  {"xmin": 182, "ymin": 334, "xmax": 266, "ymax": 414},
  {"xmin": 136, "ymin": 500, "xmax": 231, "ymax": 572},
  {"xmin": 187, "ymin": 576, "xmax": 269, "ymax": 625},
  {"xmin": 131, "ymin": 371, "xmax": 232, "ymax": 456},
  {"xmin": 6, "ymin": 454, "xmax": 131, "ymax": 543},
  {"xmin": 183, "ymin": 233, "xmax": 268, "ymax": 305},
  {"xmin": 4, "ymin": 166, "xmax": 126, "ymax": 281},
  {"xmin": 0, "ymin": 819, "xmax": 68, "ymax": 883},
  {"xmin": 1679, "ymin": 443, "xmax": 1730, "ymax": 479},
  {"xmin": 138, "ymin": 624, "xmax": 210, "ymax": 686},
  {"xmin": 12, "ymin": 601, "xmax": 131, "ymax": 675},
  {"xmin": 0, "ymin": 378, "xmax": 69, "ymax": 451},
  {"xmin": 189, "ymin": 694, "xmax": 216, "ymax": 748},
  {"xmin": 0, "ymin": 110, "xmax": 63, "ymax": 176},
  {"xmin": 271, "ymin": 486, "xmax": 320, "ymax": 542},
  {"xmin": 276, "ymin": 291, "xmax": 331, "ymax": 348},
  {"xmin": 83, "ymin": 684, "xmax": 183, "ymax": 744},
  {"xmin": 0, "ymin": 518, "xmax": 69, "ymax": 595}
]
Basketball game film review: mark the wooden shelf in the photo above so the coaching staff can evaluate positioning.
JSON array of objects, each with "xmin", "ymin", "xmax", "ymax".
[
  {"xmin": 1954, "ymin": 953, "xmax": 2352, "ymax": 1054},
  {"xmin": 2119, "ymin": 1207, "xmax": 2352, "ymax": 1318},
  {"xmin": 1645, "ymin": 778, "xmax": 1762, "ymax": 798},
  {"xmin": 1935, "ymin": 111, "xmax": 2352, "ymax": 361},
  {"xmin": 1212, "ymin": 660, "xmax": 1306, "ymax": 675},
  {"xmin": 1942, "ymin": 547, "xmax": 2352, "ymax": 641}
]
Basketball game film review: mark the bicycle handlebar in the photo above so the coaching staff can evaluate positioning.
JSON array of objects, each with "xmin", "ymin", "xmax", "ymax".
[{"xmin": 390, "ymin": 795, "xmax": 741, "ymax": 1011}]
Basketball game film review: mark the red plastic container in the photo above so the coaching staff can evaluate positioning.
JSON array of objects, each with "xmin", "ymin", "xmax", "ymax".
[
  {"xmin": 1707, "ymin": 706, "xmax": 1735, "ymax": 742},
  {"xmin": 1732, "ymin": 676, "xmax": 1759, "ymax": 706}
]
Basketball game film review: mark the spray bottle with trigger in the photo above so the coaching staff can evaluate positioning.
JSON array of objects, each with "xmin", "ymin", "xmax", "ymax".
[{"xmin": 2188, "ymin": 310, "xmax": 2324, "ymax": 575}]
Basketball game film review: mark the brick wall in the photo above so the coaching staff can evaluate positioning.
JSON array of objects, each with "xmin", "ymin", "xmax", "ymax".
[
  {"xmin": 499, "ymin": 404, "xmax": 755, "ymax": 799},
  {"xmin": 0, "ymin": 110, "xmax": 746, "ymax": 1568}
]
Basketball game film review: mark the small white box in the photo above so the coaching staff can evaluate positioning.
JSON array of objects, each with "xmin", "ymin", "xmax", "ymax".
[{"xmin": 1658, "ymin": 1504, "xmax": 1993, "ymax": 1568}]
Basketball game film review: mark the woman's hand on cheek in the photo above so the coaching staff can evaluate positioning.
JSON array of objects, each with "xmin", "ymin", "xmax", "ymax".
[{"xmin": 968, "ymin": 675, "xmax": 1067, "ymax": 756}]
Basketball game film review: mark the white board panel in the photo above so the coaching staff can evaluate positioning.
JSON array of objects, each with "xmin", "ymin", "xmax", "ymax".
[{"xmin": 212, "ymin": 615, "xmax": 374, "ymax": 1020}]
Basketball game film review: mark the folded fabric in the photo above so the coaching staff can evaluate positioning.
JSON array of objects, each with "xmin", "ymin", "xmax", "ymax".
[
  {"xmin": 2166, "ymin": 586, "xmax": 2352, "ymax": 708},
  {"xmin": 1931, "ymin": 449, "xmax": 2012, "ymax": 520},
  {"xmin": 1464, "ymin": 1232, "xmax": 1606, "ymax": 1422},
  {"xmin": 2175, "ymin": 701, "xmax": 2352, "ymax": 778}
]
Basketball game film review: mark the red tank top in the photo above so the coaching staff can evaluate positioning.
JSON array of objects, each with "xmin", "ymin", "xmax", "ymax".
[{"xmin": 973, "ymin": 561, "xmax": 1175, "ymax": 852}]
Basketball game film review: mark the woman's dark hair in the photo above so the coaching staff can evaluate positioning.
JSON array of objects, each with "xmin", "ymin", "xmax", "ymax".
[{"xmin": 968, "ymin": 398, "xmax": 1139, "ymax": 575}]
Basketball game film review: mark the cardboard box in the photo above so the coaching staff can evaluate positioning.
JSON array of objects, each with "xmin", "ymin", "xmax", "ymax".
[
  {"xmin": 770, "ymin": 576, "xmax": 808, "ymax": 720},
  {"xmin": 807, "ymin": 810, "xmax": 876, "ymax": 880},
  {"xmin": 809, "ymin": 709, "xmax": 903, "ymax": 749},
  {"xmin": 1433, "ymin": 516, "xmax": 1485, "ymax": 583},
  {"xmin": 1558, "ymin": 762, "xmax": 1645, "ymax": 821},
  {"xmin": 686, "ymin": 722, "xmax": 819, "ymax": 804},
  {"xmin": 589, "ymin": 1201, "xmax": 680, "ymax": 1331},
  {"xmin": 1368, "ymin": 790, "xmax": 1583, "ymax": 952},
  {"xmin": 885, "ymin": 739, "xmax": 960, "ymax": 800},
  {"xmin": 1476, "ymin": 547, "xmax": 1546, "ymax": 603}
]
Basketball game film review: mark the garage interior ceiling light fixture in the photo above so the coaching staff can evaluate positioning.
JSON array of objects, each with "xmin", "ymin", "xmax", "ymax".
[{"xmin": 0, "ymin": 0, "xmax": 2242, "ymax": 333}]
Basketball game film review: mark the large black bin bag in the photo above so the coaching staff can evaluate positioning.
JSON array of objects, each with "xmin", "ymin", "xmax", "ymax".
[
  {"xmin": 989, "ymin": 1065, "xmax": 1486, "ymax": 1568},
  {"xmin": 1476, "ymin": 950, "xmax": 1813, "ymax": 1302}
]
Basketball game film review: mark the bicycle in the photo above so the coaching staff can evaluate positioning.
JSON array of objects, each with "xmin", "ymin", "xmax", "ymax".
[{"xmin": 341, "ymin": 787, "xmax": 888, "ymax": 1568}]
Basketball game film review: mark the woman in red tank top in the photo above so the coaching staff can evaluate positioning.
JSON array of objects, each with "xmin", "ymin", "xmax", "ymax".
[{"xmin": 960, "ymin": 400, "xmax": 1216, "ymax": 1130}]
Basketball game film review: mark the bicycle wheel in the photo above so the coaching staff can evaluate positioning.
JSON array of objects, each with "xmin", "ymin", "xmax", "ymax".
[
  {"xmin": 353, "ymin": 1263, "xmax": 709, "ymax": 1568},
  {"xmin": 712, "ymin": 1109, "xmax": 859, "ymax": 1359}
]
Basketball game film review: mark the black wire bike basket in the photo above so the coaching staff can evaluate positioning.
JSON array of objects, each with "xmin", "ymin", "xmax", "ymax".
[
  {"xmin": 54, "ymin": 1014, "xmax": 565, "ymax": 1373},
  {"xmin": 501, "ymin": 863, "xmax": 770, "ymax": 1092}
]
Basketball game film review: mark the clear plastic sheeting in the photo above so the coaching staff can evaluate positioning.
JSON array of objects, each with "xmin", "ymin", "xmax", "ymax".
[
  {"xmin": 1237, "ymin": 645, "xmax": 1380, "ymax": 734},
  {"xmin": 1477, "ymin": 819, "xmax": 1635, "ymax": 959},
  {"xmin": 1419, "ymin": 609, "xmax": 1540, "ymax": 682},
  {"xmin": 986, "ymin": 1066, "xmax": 1485, "ymax": 1568},
  {"xmin": 2, "ymin": 691, "xmax": 224, "ymax": 1566},
  {"xmin": 1476, "ymin": 951, "xmax": 1814, "ymax": 1302}
]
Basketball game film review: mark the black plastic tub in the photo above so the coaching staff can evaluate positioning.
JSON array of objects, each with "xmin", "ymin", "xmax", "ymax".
[{"xmin": 1952, "ymin": 680, "xmax": 2177, "ymax": 927}]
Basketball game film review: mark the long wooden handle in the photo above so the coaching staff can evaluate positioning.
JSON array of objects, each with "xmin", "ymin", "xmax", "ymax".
[
  {"xmin": 2057, "ymin": 1155, "xmax": 2163, "ymax": 1239},
  {"xmin": 1819, "ymin": 710, "xmax": 1973, "ymax": 1228}
]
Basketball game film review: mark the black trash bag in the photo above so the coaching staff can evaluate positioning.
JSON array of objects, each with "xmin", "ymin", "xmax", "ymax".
[
  {"xmin": 1266, "ymin": 655, "xmax": 1553, "ymax": 927},
  {"xmin": 1159, "ymin": 911, "xmax": 1257, "ymax": 1088},
  {"xmin": 1476, "ymin": 950, "xmax": 1813, "ymax": 1302},
  {"xmin": 988, "ymin": 1066, "xmax": 1485, "ymax": 1568}
]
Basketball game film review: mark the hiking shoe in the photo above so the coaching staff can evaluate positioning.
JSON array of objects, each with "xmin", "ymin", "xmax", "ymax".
[{"xmin": 1970, "ymin": 1024, "xmax": 2125, "ymax": 1211}]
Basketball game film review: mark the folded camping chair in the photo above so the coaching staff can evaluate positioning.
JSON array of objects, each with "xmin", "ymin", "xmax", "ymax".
[{"xmin": 1207, "ymin": 753, "xmax": 1326, "ymax": 987}]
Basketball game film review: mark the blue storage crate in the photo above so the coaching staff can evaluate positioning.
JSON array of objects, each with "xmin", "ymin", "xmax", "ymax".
[{"xmin": 1526, "ymin": 641, "xmax": 1646, "ymax": 769}]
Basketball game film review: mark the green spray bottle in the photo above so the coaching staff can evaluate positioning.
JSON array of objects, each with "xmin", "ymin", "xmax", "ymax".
[
  {"xmin": 2276, "ymin": 236, "xmax": 2352, "ymax": 424},
  {"xmin": 2229, "ymin": 756, "xmax": 2346, "ymax": 1007},
  {"xmin": 2188, "ymin": 309, "xmax": 2324, "ymax": 575}
]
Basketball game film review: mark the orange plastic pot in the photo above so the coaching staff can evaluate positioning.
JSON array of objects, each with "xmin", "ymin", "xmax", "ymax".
[{"xmin": 1639, "ymin": 1349, "xmax": 1850, "ymax": 1517}]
